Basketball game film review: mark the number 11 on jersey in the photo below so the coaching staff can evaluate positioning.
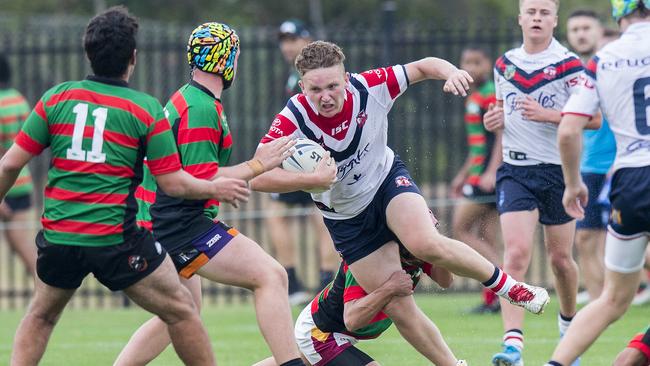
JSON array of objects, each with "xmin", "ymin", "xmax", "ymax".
[{"xmin": 66, "ymin": 102, "xmax": 108, "ymax": 163}]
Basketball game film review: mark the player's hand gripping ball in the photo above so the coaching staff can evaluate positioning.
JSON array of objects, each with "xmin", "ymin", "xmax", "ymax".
[{"xmin": 281, "ymin": 138, "xmax": 329, "ymax": 193}]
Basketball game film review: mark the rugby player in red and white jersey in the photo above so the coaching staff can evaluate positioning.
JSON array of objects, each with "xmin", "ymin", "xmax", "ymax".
[
  {"xmin": 545, "ymin": 1, "xmax": 650, "ymax": 365},
  {"xmin": 250, "ymin": 40, "xmax": 550, "ymax": 363},
  {"xmin": 482, "ymin": 0, "xmax": 601, "ymax": 364}
]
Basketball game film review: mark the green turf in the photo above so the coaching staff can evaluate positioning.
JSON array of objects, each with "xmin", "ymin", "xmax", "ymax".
[{"xmin": 0, "ymin": 293, "xmax": 644, "ymax": 365}]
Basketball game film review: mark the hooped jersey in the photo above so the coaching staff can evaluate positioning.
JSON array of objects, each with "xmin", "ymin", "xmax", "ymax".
[
  {"xmin": 310, "ymin": 260, "xmax": 425, "ymax": 339},
  {"xmin": 150, "ymin": 81, "xmax": 233, "ymax": 251},
  {"xmin": 464, "ymin": 81, "xmax": 497, "ymax": 185},
  {"xmin": 563, "ymin": 22, "xmax": 650, "ymax": 172},
  {"xmin": 494, "ymin": 38, "xmax": 583, "ymax": 165},
  {"xmin": 261, "ymin": 65, "xmax": 409, "ymax": 220},
  {"xmin": 16, "ymin": 76, "xmax": 181, "ymax": 247},
  {"xmin": 0, "ymin": 88, "xmax": 32, "ymax": 197}
]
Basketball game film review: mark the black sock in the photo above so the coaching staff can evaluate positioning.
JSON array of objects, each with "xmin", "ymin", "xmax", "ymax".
[
  {"xmin": 280, "ymin": 358, "xmax": 305, "ymax": 366},
  {"xmin": 546, "ymin": 361, "xmax": 563, "ymax": 366},
  {"xmin": 286, "ymin": 267, "xmax": 303, "ymax": 293}
]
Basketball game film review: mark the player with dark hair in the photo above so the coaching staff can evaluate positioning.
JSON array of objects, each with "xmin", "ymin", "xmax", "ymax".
[
  {"xmin": 251, "ymin": 39, "xmax": 549, "ymax": 364},
  {"xmin": 1, "ymin": 7, "xmax": 252, "ymax": 365},
  {"xmin": 114, "ymin": 22, "xmax": 307, "ymax": 366},
  {"xmin": 449, "ymin": 45, "xmax": 502, "ymax": 314},
  {"xmin": 0, "ymin": 54, "xmax": 36, "ymax": 276},
  {"xmin": 545, "ymin": 1, "xmax": 650, "ymax": 365}
]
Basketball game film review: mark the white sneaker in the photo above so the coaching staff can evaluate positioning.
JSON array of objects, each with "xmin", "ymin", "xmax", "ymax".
[
  {"xmin": 576, "ymin": 290, "xmax": 591, "ymax": 305},
  {"xmin": 632, "ymin": 287, "xmax": 650, "ymax": 306},
  {"xmin": 456, "ymin": 360, "xmax": 468, "ymax": 366},
  {"xmin": 504, "ymin": 282, "xmax": 550, "ymax": 315}
]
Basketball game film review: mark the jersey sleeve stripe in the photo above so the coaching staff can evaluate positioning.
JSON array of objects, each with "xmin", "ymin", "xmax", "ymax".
[
  {"xmin": 45, "ymin": 186, "xmax": 128, "ymax": 205},
  {"xmin": 52, "ymin": 157, "xmax": 134, "ymax": 177},
  {"xmin": 46, "ymin": 89, "xmax": 155, "ymax": 127},
  {"xmin": 177, "ymin": 126, "xmax": 221, "ymax": 145},
  {"xmin": 147, "ymin": 154, "xmax": 182, "ymax": 176},
  {"xmin": 386, "ymin": 66, "xmax": 401, "ymax": 99},
  {"xmin": 15, "ymin": 130, "xmax": 46, "ymax": 155},
  {"xmin": 204, "ymin": 199, "xmax": 220, "ymax": 209},
  {"xmin": 146, "ymin": 118, "xmax": 174, "ymax": 143},
  {"xmin": 561, "ymin": 111, "xmax": 594, "ymax": 118},
  {"xmin": 34, "ymin": 101, "xmax": 47, "ymax": 121},
  {"xmin": 585, "ymin": 56, "xmax": 599, "ymax": 80},
  {"xmin": 184, "ymin": 162, "xmax": 219, "ymax": 179},
  {"xmin": 135, "ymin": 186, "xmax": 156, "ymax": 204},
  {"xmin": 42, "ymin": 217, "xmax": 123, "ymax": 235},
  {"xmin": 0, "ymin": 114, "xmax": 22, "ymax": 124}
]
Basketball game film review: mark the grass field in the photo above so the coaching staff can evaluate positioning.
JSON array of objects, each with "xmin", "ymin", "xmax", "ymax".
[{"xmin": 0, "ymin": 293, "xmax": 644, "ymax": 365}]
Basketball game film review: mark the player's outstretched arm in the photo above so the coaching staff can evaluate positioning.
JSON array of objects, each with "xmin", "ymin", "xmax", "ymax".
[
  {"xmin": 250, "ymin": 151, "xmax": 336, "ymax": 193},
  {"xmin": 343, "ymin": 270, "xmax": 414, "ymax": 332},
  {"xmin": 0, "ymin": 144, "xmax": 33, "ymax": 202},
  {"xmin": 558, "ymin": 113, "xmax": 590, "ymax": 219},
  {"xmin": 155, "ymin": 170, "xmax": 250, "ymax": 205},
  {"xmin": 213, "ymin": 137, "xmax": 296, "ymax": 181},
  {"xmin": 404, "ymin": 57, "xmax": 473, "ymax": 96}
]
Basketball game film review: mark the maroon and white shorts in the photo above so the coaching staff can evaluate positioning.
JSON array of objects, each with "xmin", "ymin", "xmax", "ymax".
[{"xmin": 294, "ymin": 305, "xmax": 360, "ymax": 366}]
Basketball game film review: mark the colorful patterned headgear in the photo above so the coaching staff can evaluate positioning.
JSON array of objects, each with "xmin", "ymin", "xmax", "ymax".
[
  {"xmin": 187, "ymin": 22, "xmax": 239, "ymax": 89},
  {"xmin": 611, "ymin": 0, "xmax": 650, "ymax": 21}
]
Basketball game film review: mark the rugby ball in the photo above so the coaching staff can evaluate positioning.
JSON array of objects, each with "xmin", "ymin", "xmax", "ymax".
[{"xmin": 282, "ymin": 138, "xmax": 328, "ymax": 193}]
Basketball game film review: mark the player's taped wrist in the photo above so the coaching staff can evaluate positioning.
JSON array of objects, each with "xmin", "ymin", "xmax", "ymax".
[{"xmin": 246, "ymin": 159, "xmax": 265, "ymax": 177}]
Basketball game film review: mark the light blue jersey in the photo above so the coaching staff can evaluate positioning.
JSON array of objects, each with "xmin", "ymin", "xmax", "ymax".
[{"xmin": 580, "ymin": 118, "xmax": 616, "ymax": 174}]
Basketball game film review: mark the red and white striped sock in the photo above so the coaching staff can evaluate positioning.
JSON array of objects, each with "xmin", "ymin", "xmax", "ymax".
[
  {"xmin": 482, "ymin": 267, "xmax": 517, "ymax": 298},
  {"xmin": 503, "ymin": 329, "xmax": 524, "ymax": 351}
]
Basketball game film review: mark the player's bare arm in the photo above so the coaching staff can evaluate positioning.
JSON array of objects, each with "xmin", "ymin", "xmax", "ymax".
[
  {"xmin": 250, "ymin": 150, "xmax": 336, "ymax": 193},
  {"xmin": 478, "ymin": 131, "xmax": 503, "ymax": 193},
  {"xmin": 557, "ymin": 113, "xmax": 590, "ymax": 219},
  {"xmin": 483, "ymin": 100, "xmax": 505, "ymax": 132},
  {"xmin": 212, "ymin": 136, "xmax": 296, "ymax": 182},
  {"xmin": 0, "ymin": 144, "xmax": 32, "ymax": 201},
  {"xmin": 343, "ymin": 270, "xmax": 414, "ymax": 331},
  {"xmin": 404, "ymin": 57, "xmax": 473, "ymax": 96},
  {"xmin": 155, "ymin": 169, "xmax": 250, "ymax": 205}
]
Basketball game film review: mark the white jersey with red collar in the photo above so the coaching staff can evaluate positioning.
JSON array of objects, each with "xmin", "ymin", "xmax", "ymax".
[
  {"xmin": 261, "ymin": 65, "xmax": 409, "ymax": 220},
  {"xmin": 563, "ymin": 22, "xmax": 650, "ymax": 172},
  {"xmin": 495, "ymin": 38, "xmax": 583, "ymax": 165}
]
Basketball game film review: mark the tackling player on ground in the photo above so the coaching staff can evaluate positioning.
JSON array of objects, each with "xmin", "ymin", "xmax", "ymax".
[
  {"xmin": 114, "ymin": 22, "xmax": 307, "ymax": 366},
  {"xmin": 0, "ymin": 7, "xmax": 252, "ymax": 366},
  {"xmin": 250, "ymin": 40, "xmax": 550, "ymax": 364},
  {"xmin": 545, "ymin": 1, "xmax": 650, "ymax": 365}
]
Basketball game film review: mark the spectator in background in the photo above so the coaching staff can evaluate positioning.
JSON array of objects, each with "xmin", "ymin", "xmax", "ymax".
[
  {"xmin": 268, "ymin": 19, "xmax": 339, "ymax": 304},
  {"xmin": 565, "ymin": 10, "xmax": 616, "ymax": 306},
  {"xmin": 0, "ymin": 54, "xmax": 36, "ymax": 276},
  {"xmin": 450, "ymin": 46, "xmax": 502, "ymax": 314}
]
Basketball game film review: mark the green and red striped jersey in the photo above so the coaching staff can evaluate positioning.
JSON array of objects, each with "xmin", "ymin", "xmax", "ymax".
[
  {"xmin": 310, "ymin": 260, "xmax": 423, "ymax": 339},
  {"xmin": 0, "ymin": 88, "xmax": 33, "ymax": 197},
  {"xmin": 150, "ymin": 81, "xmax": 232, "ymax": 251},
  {"xmin": 16, "ymin": 76, "xmax": 181, "ymax": 247},
  {"xmin": 135, "ymin": 159, "xmax": 155, "ymax": 231},
  {"xmin": 464, "ymin": 81, "xmax": 496, "ymax": 186}
]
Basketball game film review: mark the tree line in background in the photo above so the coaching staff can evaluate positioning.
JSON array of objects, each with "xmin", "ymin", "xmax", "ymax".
[{"xmin": 1, "ymin": 0, "xmax": 614, "ymax": 31}]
